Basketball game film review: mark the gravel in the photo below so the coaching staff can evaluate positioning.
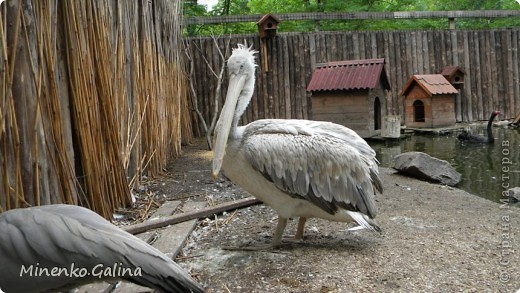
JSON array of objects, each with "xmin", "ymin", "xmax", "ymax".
[{"xmin": 153, "ymin": 140, "xmax": 519, "ymax": 292}]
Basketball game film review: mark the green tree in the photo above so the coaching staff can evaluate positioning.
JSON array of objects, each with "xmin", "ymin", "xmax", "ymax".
[{"xmin": 183, "ymin": 0, "xmax": 520, "ymax": 35}]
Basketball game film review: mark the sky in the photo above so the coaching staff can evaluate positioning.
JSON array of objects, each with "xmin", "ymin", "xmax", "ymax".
[{"xmin": 198, "ymin": 0, "xmax": 219, "ymax": 11}]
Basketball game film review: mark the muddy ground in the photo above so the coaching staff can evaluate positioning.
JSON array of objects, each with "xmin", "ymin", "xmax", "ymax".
[{"xmin": 147, "ymin": 139, "xmax": 519, "ymax": 292}]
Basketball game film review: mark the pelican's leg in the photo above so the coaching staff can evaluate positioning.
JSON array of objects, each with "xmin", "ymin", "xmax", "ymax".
[
  {"xmin": 294, "ymin": 217, "xmax": 307, "ymax": 240},
  {"xmin": 271, "ymin": 217, "xmax": 288, "ymax": 247},
  {"xmin": 223, "ymin": 217, "xmax": 288, "ymax": 251}
]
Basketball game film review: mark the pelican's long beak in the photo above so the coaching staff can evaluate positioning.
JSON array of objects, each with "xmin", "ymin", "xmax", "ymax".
[{"xmin": 212, "ymin": 74, "xmax": 246, "ymax": 180}]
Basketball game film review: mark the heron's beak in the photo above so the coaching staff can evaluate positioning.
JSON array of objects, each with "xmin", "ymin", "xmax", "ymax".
[{"xmin": 212, "ymin": 74, "xmax": 246, "ymax": 180}]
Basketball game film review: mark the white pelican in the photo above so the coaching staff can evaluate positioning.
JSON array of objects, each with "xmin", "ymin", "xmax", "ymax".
[
  {"xmin": 212, "ymin": 44, "xmax": 382, "ymax": 248},
  {"xmin": 0, "ymin": 204, "xmax": 204, "ymax": 293}
]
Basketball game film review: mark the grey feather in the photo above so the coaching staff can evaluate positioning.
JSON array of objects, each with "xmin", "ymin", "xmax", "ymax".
[
  {"xmin": 242, "ymin": 119, "xmax": 381, "ymax": 219},
  {"xmin": 0, "ymin": 205, "xmax": 204, "ymax": 293}
]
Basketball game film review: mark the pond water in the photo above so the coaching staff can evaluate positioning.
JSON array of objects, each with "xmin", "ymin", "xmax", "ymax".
[{"xmin": 369, "ymin": 126, "xmax": 520, "ymax": 203}]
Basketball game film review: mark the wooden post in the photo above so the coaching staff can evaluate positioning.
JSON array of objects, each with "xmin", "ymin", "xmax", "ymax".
[
  {"xmin": 512, "ymin": 112, "xmax": 520, "ymax": 125},
  {"xmin": 449, "ymin": 17, "xmax": 456, "ymax": 29},
  {"xmin": 382, "ymin": 115, "xmax": 401, "ymax": 138},
  {"xmin": 262, "ymin": 39, "xmax": 269, "ymax": 72},
  {"xmin": 123, "ymin": 197, "xmax": 261, "ymax": 234}
]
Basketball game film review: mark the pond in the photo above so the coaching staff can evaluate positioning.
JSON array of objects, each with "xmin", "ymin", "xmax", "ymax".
[{"xmin": 369, "ymin": 126, "xmax": 520, "ymax": 203}]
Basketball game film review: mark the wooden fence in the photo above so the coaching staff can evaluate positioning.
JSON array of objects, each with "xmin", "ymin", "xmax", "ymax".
[
  {"xmin": 0, "ymin": 0, "xmax": 191, "ymax": 217},
  {"xmin": 185, "ymin": 10, "xmax": 520, "ymax": 25},
  {"xmin": 185, "ymin": 29, "xmax": 520, "ymax": 132}
]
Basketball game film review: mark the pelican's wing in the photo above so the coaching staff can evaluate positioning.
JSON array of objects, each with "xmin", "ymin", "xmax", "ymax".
[
  {"xmin": 0, "ymin": 205, "xmax": 204, "ymax": 293},
  {"xmin": 242, "ymin": 119, "xmax": 381, "ymax": 219}
]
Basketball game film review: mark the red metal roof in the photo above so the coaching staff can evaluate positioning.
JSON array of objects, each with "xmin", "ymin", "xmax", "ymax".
[
  {"xmin": 307, "ymin": 58, "xmax": 390, "ymax": 92},
  {"xmin": 401, "ymin": 74, "xmax": 458, "ymax": 96}
]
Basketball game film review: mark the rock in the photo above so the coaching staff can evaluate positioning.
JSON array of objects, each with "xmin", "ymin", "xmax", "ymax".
[
  {"xmin": 508, "ymin": 187, "xmax": 520, "ymax": 202},
  {"xmin": 393, "ymin": 152, "xmax": 461, "ymax": 186}
]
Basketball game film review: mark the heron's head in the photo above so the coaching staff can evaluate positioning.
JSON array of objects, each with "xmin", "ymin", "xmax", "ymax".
[{"xmin": 212, "ymin": 44, "xmax": 258, "ymax": 180}]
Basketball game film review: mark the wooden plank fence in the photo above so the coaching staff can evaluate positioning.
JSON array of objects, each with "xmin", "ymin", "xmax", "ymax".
[{"xmin": 186, "ymin": 29, "xmax": 520, "ymax": 132}]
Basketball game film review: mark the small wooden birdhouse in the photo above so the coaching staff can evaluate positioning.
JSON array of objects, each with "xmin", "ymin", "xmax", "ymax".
[
  {"xmin": 257, "ymin": 14, "xmax": 280, "ymax": 39},
  {"xmin": 307, "ymin": 59, "xmax": 391, "ymax": 138},
  {"xmin": 439, "ymin": 65, "xmax": 466, "ymax": 89},
  {"xmin": 440, "ymin": 65, "xmax": 466, "ymax": 121},
  {"xmin": 401, "ymin": 75, "xmax": 458, "ymax": 129}
]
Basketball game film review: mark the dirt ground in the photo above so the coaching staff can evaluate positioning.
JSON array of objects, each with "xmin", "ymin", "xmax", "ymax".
[{"xmin": 149, "ymin": 138, "xmax": 519, "ymax": 292}]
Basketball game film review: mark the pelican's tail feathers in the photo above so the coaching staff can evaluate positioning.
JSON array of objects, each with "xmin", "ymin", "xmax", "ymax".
[{"xmin": 346, "ymin": 211, "xmax": 382, "ymax": 233}]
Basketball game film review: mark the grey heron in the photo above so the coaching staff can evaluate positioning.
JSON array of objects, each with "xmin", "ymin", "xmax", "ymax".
[
  {"xmin": 0, "ymin": 204, "xmax": 204, "ymax": 293},
  {"xmin": 212, "ymin": 44, "xmax": 383, "ymax": 248}
]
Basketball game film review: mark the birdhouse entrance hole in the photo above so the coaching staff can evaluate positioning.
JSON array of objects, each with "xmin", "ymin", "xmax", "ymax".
[
  {"xmin": 374, "ymin": 97, "xmax": 381, "ymax": 130},
  {"xmin": 413, "ymin": 100, "xmax": 425, "ymax": 122}
]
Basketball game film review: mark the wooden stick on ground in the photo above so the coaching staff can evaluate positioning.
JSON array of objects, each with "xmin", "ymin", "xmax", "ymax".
[
  {"xmin": 512, "ymin": 112, "xmax": 520, "ymax": 125},
  {"xmin": 123, "ymin": 197, "xmax": 261, "ymax": 235}
]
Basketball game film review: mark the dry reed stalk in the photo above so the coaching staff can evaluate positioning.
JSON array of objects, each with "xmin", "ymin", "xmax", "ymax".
[
  {"xmin": 117, "ymin": 0, "xmax": 190, "ymax": 190},
  {"xmin": 62, "ymin": 1, "xmax": 131, "ymax": 218},
  {"xmin": 63, "ymin": 1, "xmax": 103, "ymax": 212},
  {"xmin": 179, "ymin": 63, "xmax": 195, "ymax": 145},
  {"xmin": 2, "ymin": 1, "xmax": 25, "ymax": 210},
  {"xmin": 90, "ymin": 1, "xmax": 131, "ymax": 210},
  {"xmin": 126, "ymin": 1, "xmax": 143, "ymax": 186},
  {"xmin": 1, "ymin": 0, "xmax": 188, "ymax": 215},
  {"xmin": 36, "ymin": 0, "xmax": 80, "ymax": 205},
  {"xmin": 7, "ymin": 84, "xmax": 23, "ymax": 209},
  {"xmin": 20, "ymin": 5, "xmax": 42, "ymax": 206},
  {"xmin": 140, "ymin": 0, "xmax": 166, "ymax": 178},
  {"xmin": 0, "ymin": 5, "xmax": 8, "ymax": 135},
  {"xmin": 0, "ymin": 4, "xmax": 8, "ymax": 211}
]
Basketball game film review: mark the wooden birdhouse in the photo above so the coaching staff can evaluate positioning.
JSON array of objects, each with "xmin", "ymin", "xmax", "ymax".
[
  {"xmin": 257, "ymin": 14, "xmax": 280, "ymax": 39},
  {"xmin": 439, "ymin": 65, "xmax": 466, "ymax": 89},
  {"xmin": 401, "ymin": 75, "xmax": 458, "ymax": 129},
  {"xmin": 307, "ymin": 59, "xmax": 391, "ymax": 138},
  {"xmin": 439, "ymin": 65, "xmax": 466, "ymax": 122}
]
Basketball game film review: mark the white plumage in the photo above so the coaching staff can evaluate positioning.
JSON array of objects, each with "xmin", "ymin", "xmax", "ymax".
[{"xmin": 212, "ymin": 44, "xmax": 382, "ymax": 248}]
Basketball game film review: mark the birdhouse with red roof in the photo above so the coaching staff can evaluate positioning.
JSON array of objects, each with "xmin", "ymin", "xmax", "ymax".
[
  {"xmin": 401, "ymin": 75, "xmax": 458, "ymax": 128},
  {"xmin": 257, "ymin": 14, "xmax": 280, "ymax": 39},
  {"xmin": 307, "ymin": 58, "xmax": 391, "ymax": 138}
]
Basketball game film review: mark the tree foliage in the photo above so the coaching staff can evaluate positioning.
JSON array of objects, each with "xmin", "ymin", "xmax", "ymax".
[{"xmin": 183, "ymin": 0, "xmax": 520, "ymax": 36}]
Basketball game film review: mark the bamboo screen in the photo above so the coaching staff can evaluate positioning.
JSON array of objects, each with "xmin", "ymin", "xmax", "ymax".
[{"xmin": 0, "ymin": 0, "xmax": 191, "ymax": 218}]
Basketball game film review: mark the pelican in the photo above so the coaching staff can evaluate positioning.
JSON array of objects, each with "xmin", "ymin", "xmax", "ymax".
[
  {"xmin": 0, "ymin": 204, "xmax": 204, "ymax": 293},
  {"xmin": 212, "ymin": 44, "xmax": 382, "ymax": 248}
]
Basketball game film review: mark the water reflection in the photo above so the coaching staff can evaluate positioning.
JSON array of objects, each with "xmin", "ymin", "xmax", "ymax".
[{"xmin": 369, "ymin": 127, "xmax": 520, "ymax": 203}]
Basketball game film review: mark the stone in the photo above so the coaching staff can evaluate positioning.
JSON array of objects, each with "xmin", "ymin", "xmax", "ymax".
[
  {"xmin": 508, "ymin": 187, "xmax": 520, "ymax": 203},
  {"xmin": 392, "ymin": 151, "xmax": 461, "ymax": 186}
]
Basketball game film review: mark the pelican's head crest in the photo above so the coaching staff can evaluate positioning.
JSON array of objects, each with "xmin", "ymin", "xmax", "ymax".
[{"xmin": 227, "ymin": 43, "xmax": 257, "ymax": 77}]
